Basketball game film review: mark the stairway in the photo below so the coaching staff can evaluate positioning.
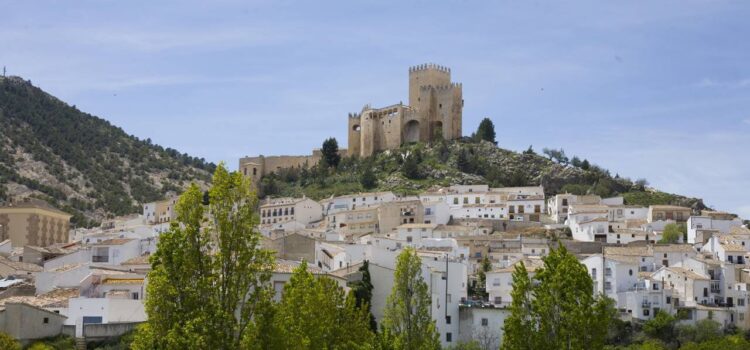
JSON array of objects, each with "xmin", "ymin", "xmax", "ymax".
[{"xmin": 75, "ymin": 337, "xmax": 86, "ymax": 350}]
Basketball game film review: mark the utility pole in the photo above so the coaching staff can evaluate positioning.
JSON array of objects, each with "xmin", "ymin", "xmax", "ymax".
[{"xmin": 2, "ymin": 66, "xmax": 5, "ymax": 77}]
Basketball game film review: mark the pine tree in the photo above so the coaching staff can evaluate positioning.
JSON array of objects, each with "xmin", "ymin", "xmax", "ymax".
[
  {"xmin": 401, "ymin": 154, "xmax": 421, "ymax": 179},
  {"xmin": 475, "ymin": 117, "xmax": 497, "ymax": 144},
  {"xmin": 133, "ymin": 164, "xmax": 275, "ymax": 350},
  {"xmin": 322, "ymin": 137, "xmax": 341, "ymax": 168},
  {"xmin": 350, "ymin": 260, "xmax": 378, "ymax": 331},
  {"xmin": 456, "ymin": 149, "xmax": 472, "ymax": 173},
  {"xmin": 381, "ymin": 248, "xmax": 440, "ymax": 350},
  {"xmin": 360, "ymin": 166, "xmax": 377, "ymax": 189}
]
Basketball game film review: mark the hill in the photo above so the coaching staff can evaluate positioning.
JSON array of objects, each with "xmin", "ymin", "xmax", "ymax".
[
  {"xmin": 0, "ymin": 76, "xmax": 215, "ymax": 227},
  {"xmin": 259, "ymin": 137, "xmax": 708, "ymax": 211}
]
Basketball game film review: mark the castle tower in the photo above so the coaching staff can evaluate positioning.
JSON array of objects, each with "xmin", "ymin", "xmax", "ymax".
[
  {"xmin": 347, "ymin": 65, "xmax": 463, "ymax": 158},
  {"xmin": 408, "ymin": 64, "xmax": 463, "ymax": 141}
]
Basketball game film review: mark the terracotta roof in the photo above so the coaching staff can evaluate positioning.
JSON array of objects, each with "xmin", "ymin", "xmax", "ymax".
[
  {"xmin": 492, "ymin": 258, "xmax": 544, "ymax": 273},
  {"xmin": 101, "ymin": 278, "xmax": 144, "ymax": 285},
  {"xmin": 653, "ymin": 244, "xmax": 696, "ymax": 253},
  {"xmin": 604, "ymin": 246, "xmax": 651, "ymax": 256},
  {"xmin": 273, "ymin": 260, "xmax": 325, "ymax": 274},
  {"xmin": 664, "ymin": 267, "xmax": 709, "ymax": 281},
  {"xmin": 0, "ymin": 288, "xmax": 79, "ymax": 309},
  {"xmin": 121, "ymin": 255, "xmax": 151, "ymax": 266},
  {"xmin": 650, "ymin": 205, "xmax": 691, "ymax": 211},
  {"xmin": 0, "ymin": 257, "xmax": 42, "ymax": 273},
  {"xmin": 92, "ymin": 238, "xmax": 134, "ymax": 246}
]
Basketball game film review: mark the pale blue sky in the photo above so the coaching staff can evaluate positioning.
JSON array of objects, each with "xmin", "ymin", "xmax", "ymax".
[{"xmin": 2, "ymin": 1, "xmax": 749, "ymax": 218}]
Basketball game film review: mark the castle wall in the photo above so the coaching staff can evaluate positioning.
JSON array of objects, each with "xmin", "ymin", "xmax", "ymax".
[
  {"xmin": 348, "ymin": 115, "xmax": 362, "ymax": 157},
  {"xmin": 347, "ymin": 64, "xmax": 463, "ymax": 157}
]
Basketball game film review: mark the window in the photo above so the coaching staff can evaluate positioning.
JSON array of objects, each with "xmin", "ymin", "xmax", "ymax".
[
  {"xmin": 447, "ymin": 294, "xmax": 452, "ymax": 303},
  {"xmin": 446, "ymin": 315, "xmax": 451, "ymax": 324},
  {"xmin": 132, "ymin": 292, "xmax": 139, "ymax": 300},
  {"xmin": 494, "ymin": 296, "xmax": 502, "ymax": 304},
  {"xmin": 253, "ymin": 168, "xmax": 257, "ymax": 176},
  {"xmin": 475, "ymin": 197, "xmax": 480, "ymax": 204},
  {"xmin": 741, "ymin": 313, "xmax": 745, "ymax": 321},
  {"xmin": 643, "ymin": 309, "xmax": 650, "ymax": 316},
  {"xmin": 446, "ymin": 333, "xmax": 452, "ymax": 342},
  {"xmin": 43, "ymin": 317, "xmax": 49, "ymax": 324},
  {"xmin": 605, "ymin": 268, "xmax": 612, "ymax": 277},
  {"xmin": 492, "ymin": 278, "xmax": 500, "ymax": 287},
  {"xmin": 666, "ymin": 296, "xmax": 671, "ymax": 304},
  {"xmin": 482, "ymin": 318, "xmax": 489, "ymax": 326},
  {"xmin": 605, "ymin": 282, "xmax": 612, "ymax": 290},
  {"xmin": 463, "ymin": 197, "xmax": 468, "ymax": 204},
  {"xmin": 629, "ymin": 269, "xmax": 633, "ymax": 276},
  {"xmin": 739, "ymin": 298, "xmax": 746, "ymax": 307},
  {"xmin": 562, "ymin": 198, "xmax": 568, "ymax": 206}
]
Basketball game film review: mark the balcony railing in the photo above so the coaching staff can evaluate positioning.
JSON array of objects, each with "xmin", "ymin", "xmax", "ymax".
[
  {"xmin": 642, "ymin": 301, "xmax": 652, "ymax": 308},
  {"xmin": 92, "ymin": 256, "xmax": 109, "ymax": 263}
]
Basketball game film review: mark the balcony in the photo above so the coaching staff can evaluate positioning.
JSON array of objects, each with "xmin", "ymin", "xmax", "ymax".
[
  {"xmin": 92, "ymin": 255, "xmax": 109, "ymax": 263},
  {"xmin": 642, "ymin": 300, "xmax": 652, "ymax": 308}
]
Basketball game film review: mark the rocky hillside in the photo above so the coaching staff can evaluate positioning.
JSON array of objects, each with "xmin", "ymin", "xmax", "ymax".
[
  {"xmin": 260, "ymin": 138, "xmax": 708, "ymax": 211},
  {"xmin": 0, "ymin": 76, "xmax": 215, "ymax": 227}
]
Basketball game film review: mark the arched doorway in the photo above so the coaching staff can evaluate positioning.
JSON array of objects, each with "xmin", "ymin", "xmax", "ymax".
[{"xmin": 404, "ymin": 120, "xmax": 420, "ymax": 143}]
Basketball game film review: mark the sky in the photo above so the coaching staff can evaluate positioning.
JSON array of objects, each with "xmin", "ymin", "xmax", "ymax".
[{"xmin": 1, "ymin": 0, "xmax": 749, "ymax": 218}]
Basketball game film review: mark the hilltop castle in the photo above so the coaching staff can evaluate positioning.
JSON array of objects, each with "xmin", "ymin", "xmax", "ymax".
[
  {"xmin": 240, "ymin": 64, "xmax": 463, "ymax": 184},
  {"xmin": 348, "ymin": 64, "xmax": 463, "ymax": 157}
]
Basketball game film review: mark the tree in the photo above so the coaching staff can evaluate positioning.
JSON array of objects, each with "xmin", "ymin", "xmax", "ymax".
[
  {"xmin": 350, "ymin": 260, "xmax": 378, "ymax": 332},
  {"xmin": 475, "ymin": 118, "xmax": 497, "ymax": 144},
  {"xmin": 381, "ymin": 248, "xmax": 440, "ymax": 350},
  {"xmin": 360, "ymin": 166, "xmax": 377, "ymax": 189},
  {"xmin": 501, "ymin": 262, "xmax": 536, "ymax": 350},
  {"xmin": 457, "ymin": 148, "xmax": 472, "ymax": 173},
  {"xmin": 476, "ymin": 256, "xmax": 492, "ymax": 294},
  {"xmin": 0, "ymin": 332, "xmax": 20, "ymax": 350},
  {"xmin": 581, "ymin": 159, "xmax": 591, "ymax": 170},
  {"xmin": 502, "ymin": 244, "xmax": 616, "ymax": 350},
  {"xmin": 272, "ymin": 261, "xmax": 375, "ymax": 349},
  {"xmin": 570, "ymin": 156, "xmax": 582, "ymax": 167},
  {"xmin": 643, "ymin": 310, "xmax": 676, "ymax": 344},
  {"xmin": 133, "ymin": 164, "xmax": 275, "ymax": 350},
  {"xmin": 401, "ymin": 154, "xmax": 421, "ymax": 179},
  {"xmin": 321, "ymin": 137, "xmax": 341, "ymax": 168},
  {"xmin": 522, "ymin": 145, "xmax": 535, "ymax": 155},
  {"xmin": 660, "ymin": 223, "xmax": 684, "ymax": 244}
]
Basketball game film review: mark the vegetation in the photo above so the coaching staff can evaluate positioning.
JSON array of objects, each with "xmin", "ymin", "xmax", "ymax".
[
  {"xmin": 473, "ymin": 118, "xmax": 496, "ymax": 144},
  {"xmin": 350, "ymin": 260, "xmax": 378, "ymax": 332},
  {"xmin": 502, "ymin": 244, "xmax": 616, "ymax": 349},
  {"xmin": 0, "ymin": 76, "xmax": 214, "ymax": 226},
  {"xmin": 257, "ymin": 120, "xmax": 705, "ymax": 211},
  {"xmin": 380, "ymin": 247, "xmax": 440, "ymax": 350},
  {"xmin": 133, "ymin": 164, "xmax": 274, "ymax": 349},
  {"xmin": 269, "ymin": 261, "xmax": 375, "ymax": 349},
  {"xmin": 0, "ymin": 331, "xmax": 20, "ymax": 350},
  {"xmin": 659, "ymin": 223, "xmax": 687, "ymax": 244},
  {"xmin": 321, "ymin": 137, "xmax": 342, "ymax": 168}
]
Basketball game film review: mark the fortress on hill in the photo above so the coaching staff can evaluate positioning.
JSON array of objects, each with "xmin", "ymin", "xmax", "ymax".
[
  {"xmin": 348, "ymin": 63, "xmax": 463, "ymax": 157},
  {"xmin": 239, "ymin": 64, "xmax": 463, "ymax": 182}
]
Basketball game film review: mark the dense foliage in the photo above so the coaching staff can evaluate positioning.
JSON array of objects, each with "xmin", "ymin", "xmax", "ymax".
[
  {"xmin": 380, "ymin": 247, "xmax": 441, "ymax": 350},
  {"xmin": 133, "ymin": 164, "xmax": 273, "ymax": 349},
  {"xmin": 0, "ymin": 76, "xmax": 214, "ymax": 226},
  {"xmin": 473, "ymin": 118, "xmax": 496, "ymax": 144},
  {"xmin": 502, "ymin": 244, "xmax": 616, "ymax": 350}
]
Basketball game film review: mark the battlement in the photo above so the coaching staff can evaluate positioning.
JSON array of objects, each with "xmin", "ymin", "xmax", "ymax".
[
  {"xmin": 409, "ymin": 63, "xmax": 451, "ymax": 74},
  {"xmin": 348, "ymin": 112, "xmax": 361, "ymax": 119},
  {"xmin": 418, "ymin": 83, "xmax": 462, "ymax": 91}
]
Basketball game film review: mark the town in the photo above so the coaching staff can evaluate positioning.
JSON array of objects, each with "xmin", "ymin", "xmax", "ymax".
[{"xmin": 0, "ymin": 64, "xmax": 747, "ymax": 349}]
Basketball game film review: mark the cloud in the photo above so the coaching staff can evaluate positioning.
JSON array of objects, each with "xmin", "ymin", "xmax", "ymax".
[{"xmin": 694, "ymin": 78, "xmax": 750, "ymax": 89}]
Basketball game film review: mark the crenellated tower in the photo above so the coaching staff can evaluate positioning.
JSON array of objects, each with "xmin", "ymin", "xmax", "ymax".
[{"xmin": 348, "ymin": 64, "xmax": 463, "ymax": 157}]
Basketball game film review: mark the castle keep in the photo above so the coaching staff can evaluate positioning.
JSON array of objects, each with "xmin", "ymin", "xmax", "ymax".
[{"xmin": 348, "ymin": 64, "xmax": 463, "ymax": 157}]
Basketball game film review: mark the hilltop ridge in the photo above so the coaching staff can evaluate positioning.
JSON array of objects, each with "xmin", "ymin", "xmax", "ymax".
[
  {"xmin": 0, "ymin": 76, "xmax": 215, "ymax": 226},
  {"xmin": 258, "ymin": 137, "xmax": 708, "ymax": 211}
]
